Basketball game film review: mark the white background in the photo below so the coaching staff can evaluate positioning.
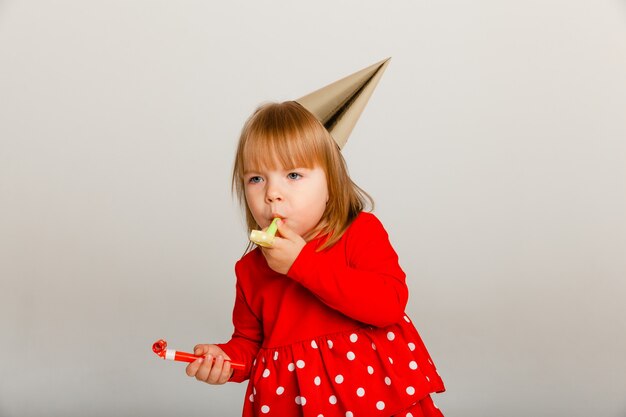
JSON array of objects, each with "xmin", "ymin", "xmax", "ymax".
[{"xmin": 1, "ymin": 1, "xmax": 625, "ymax": 416}]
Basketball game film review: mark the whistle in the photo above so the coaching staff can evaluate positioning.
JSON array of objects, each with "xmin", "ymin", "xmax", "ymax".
[
  {"xmin": 250, "ymin": 218, "xmax": 280, "ymax": 247},
  {"xmin": 152, "ymin": 339, "xmax": 245, "ymax": 371}
]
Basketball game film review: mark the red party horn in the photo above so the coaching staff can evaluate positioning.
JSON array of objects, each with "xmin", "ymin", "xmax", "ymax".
[{"xmin": 152, "ymin": 339, "xmax": 245, "ymax": 371}]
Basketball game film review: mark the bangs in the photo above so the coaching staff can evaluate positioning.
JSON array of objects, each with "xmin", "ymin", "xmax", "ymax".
[
  {"xmin": 240, "ymin": 102, "xmax": 329, "ymax": 174},
  {"xmin": 242, "ymin": 129, "xmax": 321, "ymax": 173}
]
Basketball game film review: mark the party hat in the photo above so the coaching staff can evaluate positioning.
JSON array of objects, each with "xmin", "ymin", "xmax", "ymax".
[{"xmin": 295, "ymin": 58, "xmax": 390, "ymax": 149}]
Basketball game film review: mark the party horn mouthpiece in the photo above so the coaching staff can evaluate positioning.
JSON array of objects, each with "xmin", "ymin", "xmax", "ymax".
[{"xmin": 250, "ymin": 218, "xmax": 280, "ymax": 247}]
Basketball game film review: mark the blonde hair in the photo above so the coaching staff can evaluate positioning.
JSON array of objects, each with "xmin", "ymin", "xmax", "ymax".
[{"xmin": 232, "ymin": 101, "xmax": 374, "ymax": 251}]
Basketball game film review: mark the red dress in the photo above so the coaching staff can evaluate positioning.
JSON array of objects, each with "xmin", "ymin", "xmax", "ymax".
[{"xmin": 219, "ymin": 212, "xmax": 445, "ymax": 417}]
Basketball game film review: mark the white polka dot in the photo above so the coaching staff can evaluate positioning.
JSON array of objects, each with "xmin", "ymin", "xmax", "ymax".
[
  {"xmin": 426, "ymin": 376, "xmax": 430, "ymax": 382},
  {"xmin": 274, "ymin": 351, "xmax": 279, "ymax": 360},
  {"xmin": 262, "ymin": 356, "xmax": 266, "ymax": 363},
  {"xmin": 376, "ymin": 401, "xmax": 386, "ymax": 410},
  {"xmin": 346, "ymin": 412, "xmax": 354, "ymax": 417},
  {"xmin": 296, "ymin": 360, "xmax": 306, "ymax": 369},
  {"xmin": 408, "ymin": 342, "xmax": 416, "ymax": 351},
  {"xmin": 356, "ymin": 387, "xmax": 365, "ymax": 397},
  {"xmin": 262, "ymin": 369, "xmax": 270, "ymax": 378},
  {"xmin": 335, "ymin": 374, "xmax": 344, "ymax": 384},
  {"xmin": 388, "ymin": 356, "xmax": 394, "ymax": 364},
  {"xmin": 384, "ymin": 377, "xmax": 391, "ymax": 386},
  {"xmin": 253, "ymin": 359, "xmax": 257, "ymax": 366},
  {"xmin": 404, "ymin": 315, "xmax": 411, "ymax": 323},
  {"xmin": 248, "ymin": 394, "xmax": 254, "ymax": 402},
  {"xmin": 253, "ymin": 387, "xmax": 257, "ymax": 395},
  {"xmin": 371, "ymin": 343, "xmax": 377, "ymax": 350},
  {"xmin": 295, "ymin": 396, "xmax": 306, "ymax": 406},
  {"xmin": 387, "ymin": 331, "xmax": 395, "ymax": 341},
  {"xmin": 406, "ymin": 386, "xmax": 415, "ymax": 395},
  {"xmin": 314, "ymin": 376, "xmax": 321, "ymax": 386},
  {"xmin": 327, "ymin": 340, "xmax": 334, "ymax": 349},
  {"xmin": 311, "ymin": 340, "xmax": 318, "ymax": 349},
  {"xmin": 329, "ymin": 395, "xmax": 337, "ymax": 404},
  {"xmin": 409, "ymin": 361, "xmax": 418, "ymax": 370},
  {"xmin": 318, "ymin": 415, "xmax": 324, "ymax": 417},
  {"xmin": 276, "ymin": 386, "xmax": 285, "ymax": 395},
  {"xmin": 288, "ymin": 363, "xmax": 295, "ymax": 371},
  {"xmin": 347, "ymin": 351, "xmax": 356, "ymax": 360},
  {"xmin": 261, "ymin": 405, "xmax": 270, "ymax": 413},
  {"xmin": 367, "ymin": 366, "xmax": 374, "ymax": 375},
  {"xmin": 350, "ymin": 333, "xmax": 358, "ymax": 343},
  {"xmin": 406, "ymin": 413, "xmax": 414, "ymax": 417}
]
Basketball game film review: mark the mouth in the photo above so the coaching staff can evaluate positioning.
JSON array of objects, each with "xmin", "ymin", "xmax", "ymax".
[{"xmin": 268, "ymin": 216, "xmax": 284, "ymax": 229}]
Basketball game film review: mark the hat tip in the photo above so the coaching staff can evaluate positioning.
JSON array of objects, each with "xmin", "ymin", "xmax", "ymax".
[{"xmin": 295, "ymin": 57, "xmax": 392, "ymax": 150}]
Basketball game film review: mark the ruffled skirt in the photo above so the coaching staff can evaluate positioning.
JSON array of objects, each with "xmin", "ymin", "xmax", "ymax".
[
  {"xmin": 242, "ymin": 315, "xmax": 445, "ymax": 417},
  {"xmin": 391, "ymin": 394, "xmax": 444, "ymax": 417}
]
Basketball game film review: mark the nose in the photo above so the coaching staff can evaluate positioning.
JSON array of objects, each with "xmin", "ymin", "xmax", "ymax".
[{"xmin": 265, "ymin": 181, "xmax": 283, "ymax": 203}]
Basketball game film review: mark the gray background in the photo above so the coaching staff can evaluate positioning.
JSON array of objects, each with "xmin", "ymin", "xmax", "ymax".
[{"xmin": 1, "ymin": 1, "xmax": 625, "ymax": 416}]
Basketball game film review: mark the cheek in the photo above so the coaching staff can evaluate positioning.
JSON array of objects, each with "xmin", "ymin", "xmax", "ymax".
[
  {"xmin": 313, "ymin": 189, "xmax": 329, "ymax": 215},
  {"xmin": 319, "ymin": 182, "xmax": 329, "ymax": 205},
  {"xmin": 245, "ymin": 189, "xmax": 262, "ymax": 211}
]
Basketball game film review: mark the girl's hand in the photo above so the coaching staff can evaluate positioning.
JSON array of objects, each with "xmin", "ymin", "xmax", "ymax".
[
  {"xmin": 261, "ymin": 219, "xmax": 306, "ymax": 275},
  {"xmin": 185, "ymin": 344, "xmax": 233, "ymax": 385}
]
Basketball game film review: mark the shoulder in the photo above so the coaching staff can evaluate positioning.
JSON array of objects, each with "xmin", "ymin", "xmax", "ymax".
[
  {"xmin": 343, "ymin": 211, "xmax": 399, "ymax": 266},
  {"xmin": 347, "ymin": 211, "xmax": 388, "ymax": 237},
  {"xmin": 341, "ymin": 211, "xmax": 392, "ymax": 254}
]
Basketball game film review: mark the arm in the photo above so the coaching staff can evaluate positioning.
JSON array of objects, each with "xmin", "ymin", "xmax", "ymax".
[
  {"xmin": 216, "ymin": 269, "xmax": 263, "ymax": 383},
  {"xmin": 287, "ymin": 214, "xmax": 408, "ymax": 327}
]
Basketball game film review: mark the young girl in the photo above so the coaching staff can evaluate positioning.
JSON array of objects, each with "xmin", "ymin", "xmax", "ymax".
[{"xmin": 185, "ymin": 100, "xmax": 445, "ymax": 416}]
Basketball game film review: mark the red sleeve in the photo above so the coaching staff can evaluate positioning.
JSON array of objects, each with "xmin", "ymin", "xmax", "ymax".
[
  {"xmin": 287, "ymin": 213, "xmax": 408, "ymax": 328},
  {"xmin": 217, "ymin": 263, "xmax": 262, "ymax": 383}
]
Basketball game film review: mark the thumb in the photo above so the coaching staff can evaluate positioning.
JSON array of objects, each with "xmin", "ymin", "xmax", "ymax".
[{"xmin": 194, "ymin": 344, "xmax": 209, "ymax": 355}]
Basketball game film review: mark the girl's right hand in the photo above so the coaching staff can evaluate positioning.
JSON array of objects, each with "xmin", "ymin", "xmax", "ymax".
[{"xmin": 185, "ymin": 344, "xmax": 233, "ymax": 385}]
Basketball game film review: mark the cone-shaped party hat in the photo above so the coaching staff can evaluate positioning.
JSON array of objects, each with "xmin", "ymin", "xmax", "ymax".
[{"xmin": 295, "ymin": 58, "xmax": 390, "ymax": 149}]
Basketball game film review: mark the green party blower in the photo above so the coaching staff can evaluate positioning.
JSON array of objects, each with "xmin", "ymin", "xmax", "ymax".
[{"xmin": 249, "ymin": 218, "xmax": 280, "ymax": 247}]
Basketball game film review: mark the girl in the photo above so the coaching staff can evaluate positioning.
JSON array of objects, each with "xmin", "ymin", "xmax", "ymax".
[{"xmin": 186, "ymin": 101, "xmax": 446, "ymax": 416}]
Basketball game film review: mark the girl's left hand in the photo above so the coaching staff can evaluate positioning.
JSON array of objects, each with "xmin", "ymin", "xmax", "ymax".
[
  {"xmin": 185, "ymin": 344, "xmax": 233, "ymax": 385},
  {"xmin": 261, "ymin": 219, "xmax": 306, "ymax": 275}
]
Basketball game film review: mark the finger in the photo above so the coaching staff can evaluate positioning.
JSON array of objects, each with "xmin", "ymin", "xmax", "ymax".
[
  {"xmin": 185, "ymin": 356, "xmax": 204, "ymax": 377},
  {"xmin": 275, "ymin": 219, "xmax": 301, "ymax": 241},
  {"xmin": 218, "ymin": 360, "xmax": 233, "ymax": 384},
  {"xmin": 195, "ymin": 354, "xmax": 214, "ymax": 382},
  {"xmin": 208, "ymin": 355, "xmax": 226, "ymax": 383},
  {"xmin": 194, "ymin": 344, "xmax": 209, "ymax": 355}
]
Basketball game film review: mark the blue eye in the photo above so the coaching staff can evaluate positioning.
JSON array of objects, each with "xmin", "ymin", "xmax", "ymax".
[
  {"xmin": 248, "ymin": 176, "xmax": 263, "ymax": 184},
  {"xmin": 287, "ymin": 172, "xmax": 302, "ymax": 180}
]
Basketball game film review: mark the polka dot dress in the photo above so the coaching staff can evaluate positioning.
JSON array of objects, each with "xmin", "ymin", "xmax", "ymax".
[
  {"xmin": 220, "ymin": 212, "xmax": 446, "ymax": 417},
  {"xmin": 242, "ymin": 316, "xmax": 444, "ymax": 417}
]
